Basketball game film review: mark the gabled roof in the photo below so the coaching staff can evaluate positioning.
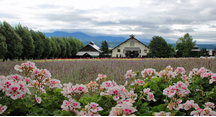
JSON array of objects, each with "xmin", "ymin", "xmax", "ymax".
[
  {"xmin": 77, "ymin": 41, "xmax": 101, "ymax": 52},
  {"xmin": 111, "ymin": 35, "xmax": 148, "ymax": 50}
]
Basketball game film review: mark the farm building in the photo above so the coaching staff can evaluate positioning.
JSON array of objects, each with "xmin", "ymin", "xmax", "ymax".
[
  {"xmin": 76, "ymin": 41, "xmax": 101, "ymax": 58},
  {"xmin": 111, "ymin": 35, "xmax": 149, "ymax": 58}
]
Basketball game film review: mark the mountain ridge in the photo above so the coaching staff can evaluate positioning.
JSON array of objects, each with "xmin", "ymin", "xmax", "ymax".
[{"xmin": 43, "ymin": 31, "xmax": 216, "ymax": 49}]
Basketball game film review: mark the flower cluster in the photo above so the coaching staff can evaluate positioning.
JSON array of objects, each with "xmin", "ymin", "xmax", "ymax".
[
  {"xmin": 109, "ymin": 101, "xmax": 137, "ymax": 116},
  {"xmin": 163, "ymin": 81, "xmax": 190, "ymax": 98},
  {"xmin": 191, "ymin": 102, "xmax": 216, "ymax": 116},
  {"xmin": 61, "ymin": 83, "xmax": 88, "ymax": 99},
  {"xmin": 142, "ymin": 88, "xmax": 156, "ymax": 102},
  {"xmin": 86, "ymin": 81, "xmax": 98, "ymax": 93},
  {"xmin": 78, "ymin": 102, "xmax": 103, "ymax": 116},
  {"xmin": 130, "ymin": 79, "xmax": 144, "ymax": 86},
  {"xmin": 141, "ymin": 68, "xmax": 157, "ymax": 79},
  {"xmin": 158, "ymin": 66, "xmax": 175, "ymax": 79},
  {"xmin": 96, "ymin": 74, "xmax": 107, "ymax": 82},
  {"xmin": 0, "ymin": 75, "xmax": 31, "ymax": 100},
  {"xmin": 174, "ymin": 67, "xmax": 186, "ymax": 76},
  {"xmin": 14, "ymin": 61, "xmax": 36, "ymax": 75},
  {"xmin": 124, "ymin": 70, "xmax": 137, "ymax": 79},
  {"xmin": 61, "ymin": 98, "xmax": 81, "ymax": 114}
]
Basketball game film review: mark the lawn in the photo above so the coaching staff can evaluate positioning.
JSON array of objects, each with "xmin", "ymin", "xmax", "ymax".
[{"xmin": 0, "ymin": 58, "xmax": 215, "ymax": 85}]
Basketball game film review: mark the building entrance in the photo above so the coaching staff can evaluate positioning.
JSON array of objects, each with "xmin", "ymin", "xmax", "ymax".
[{"xmin": 125, "ymin": 51, "xmax": 139, "ymax": 58}]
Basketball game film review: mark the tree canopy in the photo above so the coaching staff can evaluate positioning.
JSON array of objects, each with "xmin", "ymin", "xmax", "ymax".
[
  {"xmin": 100, "ymin": 41, "xmax": 110, "ymax": 57},
  {"xmin": 147, "ymin": 36, "xmax": 174, "ymax": 58},
  {"xmin": 176, "ymin": 33, "xmax": 196, "ymax": 57}
]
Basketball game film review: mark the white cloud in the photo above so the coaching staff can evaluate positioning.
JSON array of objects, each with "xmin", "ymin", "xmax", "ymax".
[{"xmin": 0, "ymin": 0, "xmax": 216, "ymax": 44}]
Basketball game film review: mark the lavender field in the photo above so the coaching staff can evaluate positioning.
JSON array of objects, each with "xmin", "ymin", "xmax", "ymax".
[{"xmin": 0, "ymin": 58, "xmax": 216, "ymax": 85}]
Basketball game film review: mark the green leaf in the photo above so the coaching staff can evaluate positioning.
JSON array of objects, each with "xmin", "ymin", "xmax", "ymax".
[
  {"xmin": 61, "ymin": 110, "xmax": 72, "ymax": 116},
  {"xmin": 53, "ymin": 110, "xmax": 62, "ymax": 116}
]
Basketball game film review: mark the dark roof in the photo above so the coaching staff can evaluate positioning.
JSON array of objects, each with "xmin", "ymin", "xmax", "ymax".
[
  {"xmin": 111, "ymin": 35, "xmax": 149, "ymax": 50},
  {"xmin": 77, "ymin": 41, "xmax": 101, "ymax": 52}
]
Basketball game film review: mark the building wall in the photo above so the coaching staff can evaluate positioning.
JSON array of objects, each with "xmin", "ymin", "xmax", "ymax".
[{"xmin": 111, "ymin": 38, "xmax": 149, "ymax": 57}]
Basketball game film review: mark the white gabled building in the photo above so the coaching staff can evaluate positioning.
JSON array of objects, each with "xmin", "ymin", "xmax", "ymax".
[
  {"xmin": 111, "ymin": 35, "xmax": 149, "ymax": 58},
  {"xmin": 76, "ymin": 41, "xmax": 101, "ymax": 58}
]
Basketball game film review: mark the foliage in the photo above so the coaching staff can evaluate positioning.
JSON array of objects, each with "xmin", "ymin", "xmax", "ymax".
[
  {"xmin": 15, "ymin": 24, "xmax": 35, "ymax": 60},
  {"xmin": 176, "ymin": 33, "xmax": 196, "ymax": 57},
  {"xmin": 99, "ymin": 41, "xmax": 110, "ymax": 57},
  {"xmin": 0, "ymin": 33, "xmax": 7, "ymax": 58},
  {"xmin": 1, "ymin": 60, "xmax": 216, "ymax": 116},
  {"xmin": 0, "ymin": 21, "xmax": 23, "ymax": 60},
  {"xmin": 147, "ymin": 36, "xmax": 174, "ymax": 58}
]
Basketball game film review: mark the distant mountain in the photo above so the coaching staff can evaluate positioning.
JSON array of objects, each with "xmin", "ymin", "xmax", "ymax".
[
  {"xmin": 43, "ymin": 31, "xmax": 128, "ymax": 42},
  {"xmin": 43, "ymin": 31, "xmax": 216, "ymax": 49}
]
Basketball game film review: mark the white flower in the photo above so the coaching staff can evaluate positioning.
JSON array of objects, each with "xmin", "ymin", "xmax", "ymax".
[
  {"xmin": 35, "ymin": 94, "xmax": 42, "ymax": 104},
  {"xmin": 0, "ymin": 104, "xmax": 7, "ymax": 114}
]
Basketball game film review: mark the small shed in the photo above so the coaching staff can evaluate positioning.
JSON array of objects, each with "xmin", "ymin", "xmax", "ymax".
[
  {"xmin": 191, "ymin": 45, "xmax": 200, "ymax": 57},
  {"xmin": 76, "ymin": 41, "xmax": 101, "ymax": 58}
]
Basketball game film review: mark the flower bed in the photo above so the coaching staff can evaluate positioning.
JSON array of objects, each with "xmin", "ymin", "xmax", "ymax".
[{"xmin": 0, "ymin": 61, "xmax": 216, "ymax": 116}]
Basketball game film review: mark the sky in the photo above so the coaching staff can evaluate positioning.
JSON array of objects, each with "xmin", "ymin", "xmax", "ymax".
[{"xmin": 1, "ymin": 0, "xmax": 216, "ymax": 44}]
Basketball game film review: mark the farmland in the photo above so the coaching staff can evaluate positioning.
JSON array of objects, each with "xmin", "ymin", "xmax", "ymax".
[{"xmin": 0, "ymin": 58, "xmax": 215, "ymax": 85}]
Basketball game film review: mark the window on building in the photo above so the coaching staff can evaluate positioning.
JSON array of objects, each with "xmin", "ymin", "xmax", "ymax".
[
  {"xmin": 116, "ymin": 54, "xmax": 118, "ymax": 58},
  {"xmin": 144, "ymin": 49, "xmax": 147, "ymax": 53},
  {"xmin": 117, "ymin": 49, "xmax": 120, "ymax": 52},
  {"xmin": 130, "ymin": 41, "xmax": 134, "ymax": 47},
  {"xmin": 120, "ymin": 54, "xmax": 121, "ymax": 57}
]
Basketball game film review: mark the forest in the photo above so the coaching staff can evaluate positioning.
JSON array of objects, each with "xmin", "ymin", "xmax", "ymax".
[{"xmin": 0, "ymin": 21, "xmax": 85, "ymax": 61}]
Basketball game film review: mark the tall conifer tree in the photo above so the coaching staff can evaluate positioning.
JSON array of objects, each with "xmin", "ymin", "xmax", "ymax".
[
  {"xmin": 15, "ymin": 24, "xmax": 35, "ymax": 60},
  {"xmin": 0, "ymin": 21, "xmax": 23, "ymax": 60}
]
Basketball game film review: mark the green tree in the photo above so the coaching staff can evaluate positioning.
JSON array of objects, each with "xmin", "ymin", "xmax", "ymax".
[
  {"xmin": 0, "ymin": 21, "xmax": 23, "ymax": 60},
  {"xmin": 147, "ymin": 36, "xmax": 172, "ymax": 58},
  {"xmin": 0, "ymin": 33, "xmax": 7, "ymax": 59},
  {"xmin": 49, "ymin": 37, "xmax": 57, "ymax": 58},
  {"xmin": 176, "ymin": 33, "xmax": 196, "ymax": 57},
  {"xmin": 15, "ymin": 24, "xmax": 35, "ymax": 60},
  {"xmin": 52, "ymin": 37, "xmax": 61, "ymax": 58},
  {"xmin": 41, "ymin": 37, "xmax": 51, "ymax": 59},
  {"xmin": 30, "ymin": 30, "xmax": 44, "ymax": 59},
  {"xmin": 99, "ymin": 41, "xmax": 109, "ymax": 57},
  {"xmin": 62, "ymin": 37, "xmax": 72, "ymax": 58}
]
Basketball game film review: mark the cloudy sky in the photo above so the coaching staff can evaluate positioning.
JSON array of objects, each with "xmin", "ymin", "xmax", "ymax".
[{"xmin": 1, "ymin": 0, "xmax": 216, "ymax": 44}]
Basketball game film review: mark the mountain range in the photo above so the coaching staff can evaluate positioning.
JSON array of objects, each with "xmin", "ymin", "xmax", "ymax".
[{"xmin": 43, "ymin": 31, "xmax": 216, "ymax": 50}]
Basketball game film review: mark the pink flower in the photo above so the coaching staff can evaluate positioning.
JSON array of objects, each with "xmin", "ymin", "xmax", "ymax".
[
  {"xmin": 141, "ymin": 68, "xmax": 157, "ymax": 79},
  {"xmin": 35, "ymin": 94, "xmax": 42, "ymax": 104},
  {"xmin": 124, "ymin": 70, "xmax": 137, "ymax": 79},
  {"xmin": 182, "ymin": 100, "xmax": 199, "ymax": 110},
  {"xmin": 89, "ymin": 102, "xmax": 103, "ymax": 113},
  {"xmin": 131, "ymin": 79, "xmax": 144, "ymax": 86},
  {"xmin": 73, "ymin": 84, "xmax": 88, "ymax": 94},
  {"xmin": 163, "ymin": 85, "xmax": 176, "ymax": 98},
  {"xmin": 174, "ymin": 67, "xmax": 186, "ymax": 76},
  {"xmin": 96, "ymin": 74, "xmax": 107, "ymax": 81},
  {"xmin": 147, "ymin": 92, "xmax": 156, "ymax": 102},
  {"xmin": 5, "ymin": 83, "xmax": 23, "ymax": 100},
  {"xmin": 210, "ymin": 74, "xmax": 216, "ymax": 84},
  {"xmin": 0, "ymin": 79, "xmax": 13, "ymax": 92},
  {"xmin": 143, "ymin": 88, "xmax": 151, "ymax": 94},
  {"xmin": 204, "ymin": 102, "xmax": 215, "ymax": 109},
  {"xmin": 6, "ymin": 74, "xmax": 24, "ymax": 82},
  {"xmin": 48, "ymin": 79, "xmax": 62, "ymax": 89},
  {"xmin": 0, "ymin": 104, "xmax": 7, "ymax": 115}
]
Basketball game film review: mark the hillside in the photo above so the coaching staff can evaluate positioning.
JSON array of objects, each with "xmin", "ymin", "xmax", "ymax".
[{"xmin": 43, "ymin": 31, "xmax": 216, "ymax": 50}]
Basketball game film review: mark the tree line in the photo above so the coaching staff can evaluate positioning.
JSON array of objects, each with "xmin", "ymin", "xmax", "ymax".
[
  {"xmin": 147, "ymin": 33, "xmax": 200, "ymax": 58},
  {"xmin": 0, "ymin": 21, "xmax": 85, "ymax": 61}
]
